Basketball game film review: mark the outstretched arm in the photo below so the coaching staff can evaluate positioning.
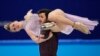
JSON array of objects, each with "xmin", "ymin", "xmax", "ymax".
[{"xmin": 24, "ymin": 9, "xmax": 33, "ymax": 21}]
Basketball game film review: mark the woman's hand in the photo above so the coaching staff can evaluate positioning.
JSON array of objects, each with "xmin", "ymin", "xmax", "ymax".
[
  {"xmin": 24, "ymin": 9, "xmax": 33, "ymax": 21},
  {"xmin": 73, "ymin": 22, "xmax": 91, "ymax": 34}
]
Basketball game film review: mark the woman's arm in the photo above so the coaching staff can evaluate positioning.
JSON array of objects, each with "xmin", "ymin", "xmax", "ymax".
[
  {"xmin": 25, "ymin": 28, "xmax": 53, "ymax": 43},
  {"xmin": 24, "ymin": 9, "xmax": 33, "ymax": 21}
]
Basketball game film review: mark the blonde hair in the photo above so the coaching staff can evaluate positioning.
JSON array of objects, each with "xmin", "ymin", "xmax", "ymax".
[{"xmin": 4, "ymin": 22, "xmax": 12, "ymax": 32}]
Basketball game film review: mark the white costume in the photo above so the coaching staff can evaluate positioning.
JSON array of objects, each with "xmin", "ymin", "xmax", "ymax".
[
  {"xmin": 23, "ymin": 14, "xmax": 41, "ymax": 37},
  {"xmin": 23, "ymin": 13, "xmax": 98, "ymax": 36}
]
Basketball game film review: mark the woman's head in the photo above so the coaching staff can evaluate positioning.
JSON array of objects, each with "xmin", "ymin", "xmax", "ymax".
[
  {"xmin": 4, "ymin": 21, "xmax": 23, "ymax": 32},
  {"xmin": 37, "ymin": 9, "xmax": 51, "ymax": 23}
]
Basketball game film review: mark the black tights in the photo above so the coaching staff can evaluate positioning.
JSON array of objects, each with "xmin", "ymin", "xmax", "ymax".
[{"xmin": 39, "ymin": 32, "xmax": 58, "ymax": 56}]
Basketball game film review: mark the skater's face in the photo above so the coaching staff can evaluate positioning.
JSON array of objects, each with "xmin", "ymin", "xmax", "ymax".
[
  {"xmin": 9, "ymin": 21, "xmax": 22, "ymax": 32},
  {"xmin": 38, "ymin": 13, "xmax": 46, "ymax": 23}
]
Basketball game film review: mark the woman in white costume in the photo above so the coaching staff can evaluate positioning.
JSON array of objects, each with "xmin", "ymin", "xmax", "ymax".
[{"xmin": 4, "ymin": 9, "xmax": 99, "ymax": 42}]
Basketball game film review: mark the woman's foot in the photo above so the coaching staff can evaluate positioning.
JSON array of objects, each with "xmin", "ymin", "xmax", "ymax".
[{"xmin": 73, "ymin": 22, "xmax": 91, "ymax": 34}]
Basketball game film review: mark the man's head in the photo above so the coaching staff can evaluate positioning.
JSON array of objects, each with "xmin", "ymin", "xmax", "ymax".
[
  {"xmin": 4, "ymin": 21, "xmax": 23, "ymax": 32},
  {"xmin": 37, "ymin": 9, "xmax": 51, "ymax": 23}
]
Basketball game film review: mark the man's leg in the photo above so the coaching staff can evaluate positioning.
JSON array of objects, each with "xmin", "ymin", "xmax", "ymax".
[{"xmin": 39, "ymin": 32, "xmax": 58, "ymax": 56}]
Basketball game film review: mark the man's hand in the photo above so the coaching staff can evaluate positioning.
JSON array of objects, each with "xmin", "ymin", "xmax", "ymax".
[
  {"xmin": 37, "ymin": 32, "xmax": 53, "ymax": 43},
  {"xmin": 39, "ymin": 34, "xmax": 45, "ymax": 39}
]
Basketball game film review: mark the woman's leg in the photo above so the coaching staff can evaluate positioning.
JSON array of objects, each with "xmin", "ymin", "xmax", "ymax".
[
  {"xmin": 48, "ymin": 9, "xmax": 74, "ymax": 26},
  {"xmin": 48, "ymin": 9, "xmax": 90, "ymax": 34}
]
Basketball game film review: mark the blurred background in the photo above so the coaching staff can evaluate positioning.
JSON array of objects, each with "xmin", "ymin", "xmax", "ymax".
[{"xmin": 0, "ymin": 0, "xmax": 100, "ymax": 56}]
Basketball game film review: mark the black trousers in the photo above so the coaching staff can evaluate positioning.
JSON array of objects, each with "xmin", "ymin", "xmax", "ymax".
[{"xmin": 39, "ymin": 32, "xmax": 58, "ymax": 56}]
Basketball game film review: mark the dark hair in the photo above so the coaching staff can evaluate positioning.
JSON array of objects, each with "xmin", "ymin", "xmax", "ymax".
[{"xmin": 37, "ymin": 9, "xmax": 52, "ymax": 22}]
